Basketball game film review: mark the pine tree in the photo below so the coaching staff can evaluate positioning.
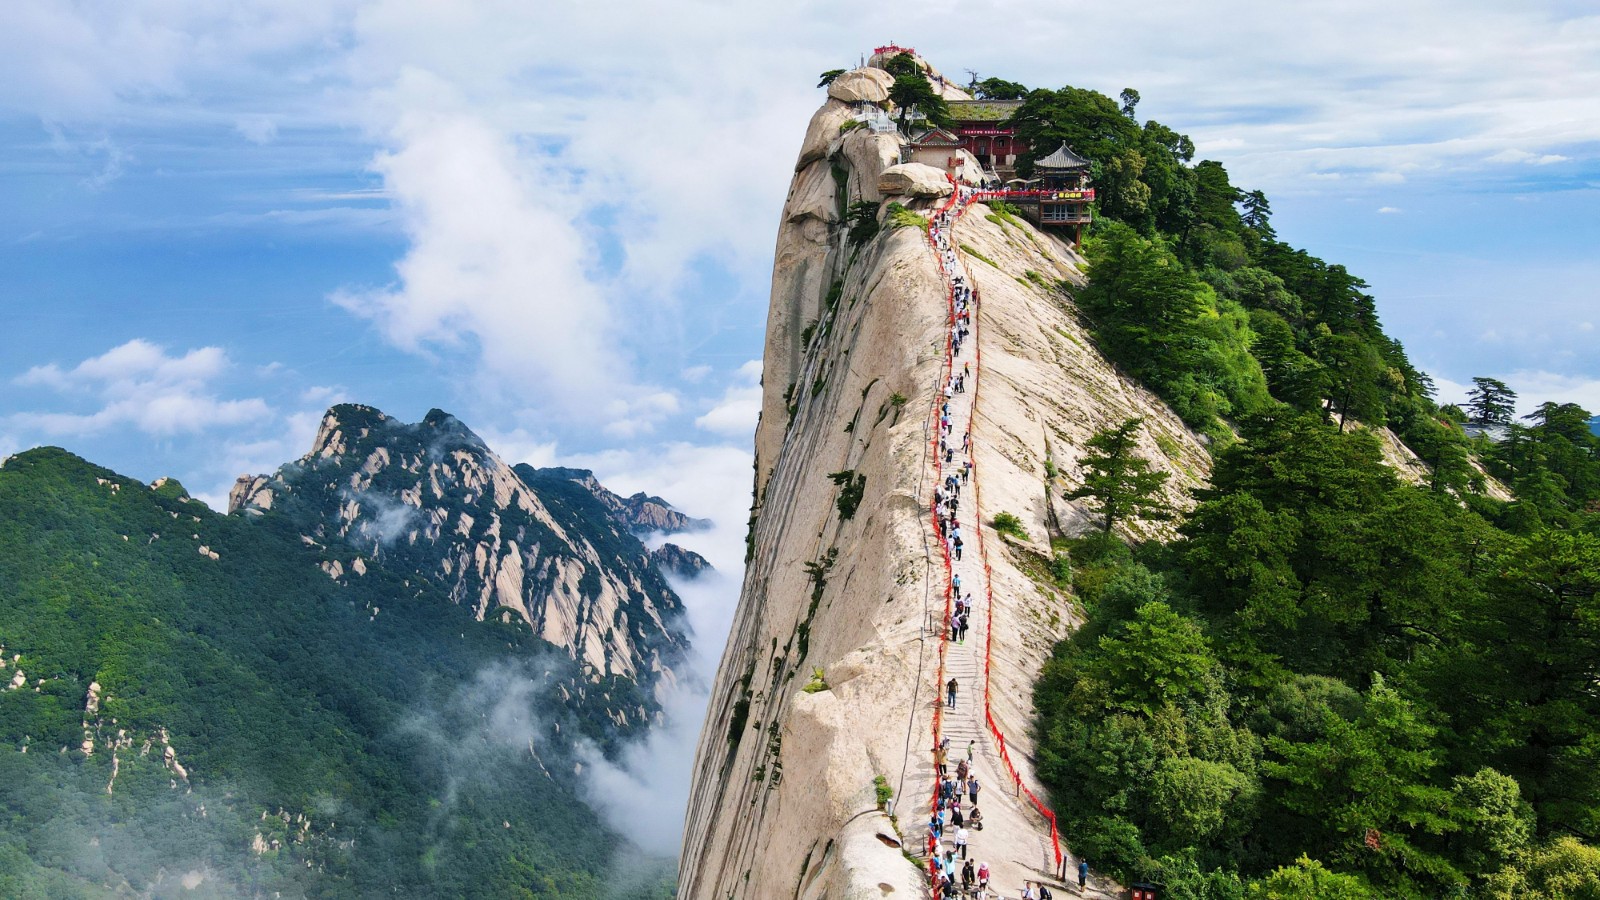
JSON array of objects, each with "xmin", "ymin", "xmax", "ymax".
[
  {"xmin": 1467, "ymin": 377, "xmax": 1517, "ymax": 426},
  {"xmin": 1066, "ymin": 417, "xmax": 1171, "ymax": 535}
]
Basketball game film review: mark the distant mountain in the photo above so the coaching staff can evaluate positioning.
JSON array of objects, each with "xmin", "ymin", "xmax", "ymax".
[
  {"xmin": 1591, "ymin": 415, "xmax": 1600, "ymax": 437},
  {"xmin": 231, "ymin": 405, "xmax": 688, "ymax": 702},
  {"xmin": 649, "ymin": 542, "xmax": 714, "ymax": 579},
  {"xmin": 526, "ymin": 466, "xmax": 712, "ymax": 535},
  {"xmin": 0, "ymin": 407, "xmax": 697, "ymax": 897}
]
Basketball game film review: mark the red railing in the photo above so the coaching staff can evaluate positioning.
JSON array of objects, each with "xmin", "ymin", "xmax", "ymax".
[
  {"xmin": 971, "ymin": 189, "xmax": 1095, "ymax": 202},
  {"xmin": 921, "ymin": 184, "xmax": 1065, "ymax": 896},
  {"xmin": 923, "ymin": 182, "xmax": 964, "ymax": 895}
]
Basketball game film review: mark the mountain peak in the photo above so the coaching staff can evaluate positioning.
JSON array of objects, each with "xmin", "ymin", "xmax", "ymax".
[{"xmin": 229, "ymin": 406, "xmax": 688, "ymax": 693}]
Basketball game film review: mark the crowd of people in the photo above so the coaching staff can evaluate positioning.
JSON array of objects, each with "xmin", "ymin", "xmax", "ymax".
[{"xmin": 919, "ymin": 188, "xmax": 1087, "ymax": 899}]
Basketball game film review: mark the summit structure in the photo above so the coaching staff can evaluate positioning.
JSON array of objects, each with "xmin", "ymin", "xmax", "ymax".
[{"xmin": 679, "ymin": 49, "xmax": 1210, "ymax": 899}]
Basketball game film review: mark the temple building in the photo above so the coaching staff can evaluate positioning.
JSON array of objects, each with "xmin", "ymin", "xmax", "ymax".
[
  {"xmin": 1033, "ymin": 143, "xmax": 1095, "ymax": 244},
  {"xmin": 945, "ymin": 99, "xmax": 1027, "ymax": 176}
]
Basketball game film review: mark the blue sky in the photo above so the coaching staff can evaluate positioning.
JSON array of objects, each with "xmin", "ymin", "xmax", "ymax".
[{"xmin": 2, "ymin": 0, "xmax": 1598, "ymax": 526}]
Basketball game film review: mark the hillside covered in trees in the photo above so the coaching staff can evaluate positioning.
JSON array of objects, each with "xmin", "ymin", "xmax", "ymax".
[
  {"xmin": 0, "ymin": 443, "xmax": 679, "ymax": 898},
  {"xmin": 991, "ymin": 76, "xmax": 1600, "ymax": 898}
]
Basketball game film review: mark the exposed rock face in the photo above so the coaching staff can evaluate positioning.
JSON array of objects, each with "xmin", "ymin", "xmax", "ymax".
[
  {"xmin": 826, "ymin": 67, "xmax": 893, "ymax": 103},
  {"xmin": 797, "ymin": 100, "xmax": 856, "ymax": 169},
  {"xmin": 230, "ymin": 405, "xmax": 687, "ymax": 687},
  {"xmin": 679, "ymin": 63, "xmax": 1210, "ymax": 899},
  {"xmin": 878, "ymin": 162, "xmax": 954, "ymax": 198},
  {"xmin": 525, "ymin": 465, "xmax": 710, "ymax": 534},
  {"xmin": 649, "ymin": 542, "xmax": 712, "ymax": 580}
]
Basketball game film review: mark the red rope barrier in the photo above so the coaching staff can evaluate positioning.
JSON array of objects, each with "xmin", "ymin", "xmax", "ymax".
[
  {"xmin": 921, "ymin": 183, "xmax": 963, "ymax": 899},
  {"xmin": 957, "ymin": 191, "xmax": 1067, "ymax": 873},
  {"xmin": 920, "ymin": 180, "xmax": 1069, "ymax": 894}
]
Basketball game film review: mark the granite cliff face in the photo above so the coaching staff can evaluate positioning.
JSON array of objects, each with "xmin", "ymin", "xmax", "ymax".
[
  {"xmin": 230, "ymin": 404, "xmax": 689, "ymax": 697},
  {"xmin": 679, "ymin": 58, "xmax": 1211, "ymax": 898}
]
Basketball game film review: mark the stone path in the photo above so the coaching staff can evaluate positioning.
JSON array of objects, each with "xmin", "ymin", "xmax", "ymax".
[{"xmin": 916, "ymin": 189, "xmax": 1119, "ymax": 900}]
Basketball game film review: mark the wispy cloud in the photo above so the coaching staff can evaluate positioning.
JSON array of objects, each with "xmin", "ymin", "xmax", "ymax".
[{"xmin": 12, "ymin": 340, "xmax": 271, "ymax": 437}]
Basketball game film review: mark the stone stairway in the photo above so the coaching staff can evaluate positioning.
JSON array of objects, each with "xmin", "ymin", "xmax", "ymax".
[{"xmin": 919, "ymin": 191, "xmax": 1121, "ymax": 900}]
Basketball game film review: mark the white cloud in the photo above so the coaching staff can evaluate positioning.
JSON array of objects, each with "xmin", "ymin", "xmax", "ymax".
[
  {"xmin": 331, "ymin": 92, "xmax": 635, "ymax": 414},
  {"xmin": 1377, "ymin": 206, "xmax": 1402, "ymax": 214},
  {"xmin": 694, "ymin": 361, "xmax": 763, "ymax": 438},
  {"xmin": 235, "ymin": 114, "xmax": 278, "ymax": 144},
  {"xmin": 11, "ymin": 339, "xmax": 270, "ymax": 437},
  {"xmin": 473, "ymin": 425, "xmax": 559, "ymax": 470},
  {"xmin": 1434, "ymin": 370, "xmax": 1600, "ymax": 420},
  {"xmin": 557, "ymin": 438, "xmax": 753, "ymax": 854},
  {"xmin": 1500, "ymin": 370, "xmax": 1600, "ymax": 416},
  {"xmin": 1487, "ymin": 148, "xmax": 1570, "ymax": 165}
]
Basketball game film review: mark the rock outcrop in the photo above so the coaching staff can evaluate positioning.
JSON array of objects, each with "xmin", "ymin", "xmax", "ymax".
[
  {"xmin": 524, "ymin": 466, "xmax": 711, "ymax": 535},
  {"xmin": 678, "ymin": 58, "xmax": 1209, "ymax": 899},
  {"xmin": 231, "ymin": 405, "xmax": 688, "ymax": 689},
  {"xmin": 649, "ymin": 542, "xmax": 713, "ymax": 580},
  {"xmin": 826, "ymin": 67, "xmax": 893, "ymax": 104},
  {"xmin": 878, "ymin": 162, "xmax": 954, "ymax": 198}
]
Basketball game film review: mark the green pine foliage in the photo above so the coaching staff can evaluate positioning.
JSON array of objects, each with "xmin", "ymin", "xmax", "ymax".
[
  {"xmin": 1003, "ymin": 79, "xmax": 1600, "ymax": 894},
  {"xmin": 997, "ymin": 79, "xmax": 1450, "ymax": 449},
  {"xmin": 0, "ymin": 448, "xmax": 666, "ymax": 896},
  {"xmin": 1035, "ymin": 404, "xmax": 1600, "ymax": 898}
]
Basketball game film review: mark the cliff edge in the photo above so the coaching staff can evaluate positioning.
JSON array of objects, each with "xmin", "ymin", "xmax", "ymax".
[{"xmin": 679, "ymin": 59, "xmax": 1212, "ymax": 899}]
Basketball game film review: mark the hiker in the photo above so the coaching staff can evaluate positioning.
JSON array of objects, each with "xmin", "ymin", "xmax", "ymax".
[
  {"xmin": 968, "ymin": 806, "xmax": 983, "ymax": 830},
  {"xmin": 968, "ymin": 775, "xmax": 980, "ymax": 805},
  {"xmin": 967, "ymin": 739, "xmax": 976, "ymax": 762},
  {"xmin": 961, "ymin": 858, "xmax": 976, "ymax": 890},
  {"xmin": 977, "ymin": 860, "xmax": 991, "ymax": 888},
  {"xmin": 934, "ymin": 743, "xmax": 948, "ymax": 775},
  {"xmin": 946, "ymin": 677, "xmax": 958, "ymax": 709},
  {"xmin": 1078, "ymin": 860, "xmax": 1088, "ymax": 889},
  {"xmin": 954, "ymin": 825, "xmax": 969, "ymax": 859}
]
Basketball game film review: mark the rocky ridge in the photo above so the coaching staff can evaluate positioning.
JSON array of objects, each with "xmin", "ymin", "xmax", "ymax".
[
  {"xmin": 230, "ymin": 405, "xmax": 690, "ymax": 692},
  {"xmin": 679, "ymin": 54, "xmax": 1211, "ymax": 898}
]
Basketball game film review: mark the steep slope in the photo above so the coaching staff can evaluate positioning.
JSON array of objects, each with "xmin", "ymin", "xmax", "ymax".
[
  {"xmin": 0, "ymin": 447, "xmax": 654, "ymax": 897},
  {"xmin": 231, "ymin": 404, "xmax": 686, "ymax": 710},
  {"xmin": 679, "ymin": 62, "xmax": 1210, "ymax": 899}
]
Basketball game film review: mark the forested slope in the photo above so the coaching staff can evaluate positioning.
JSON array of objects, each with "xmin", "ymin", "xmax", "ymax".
[
  {"xmin": 987, "ymin": 75, "xmax": 1600, "ymax": 899},
  {"xmin": 0, "ymin": 445, "xmax": 672, "ymax": 897}
]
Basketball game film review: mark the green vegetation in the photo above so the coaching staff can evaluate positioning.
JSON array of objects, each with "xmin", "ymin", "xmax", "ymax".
[
  {"xmin": 991, "ymin": 78, "xmax": 1448, "ymax": 449},
  {"xmin": 1064, "ymin": 418, "xmax": 1171, "ymax": 535},
  {"xmin": 845, "ymin": 200, "xmax": 881, "ymax": 247},
  {"xmin": 817, "ymin": 69, "xmax": 846, "ymax": 88},
  {"xmin": 802, "ymin": 668, "xmax": 829, "ymax": 693},
  {"xmin": 884, "ymin": 53, "xmax": 952, "ymax": 133},
  {"xmin": 796, "ymin": 548, "xmax": 838, "ymax": 662},
  {"xmin": 828, "ymin": 470, "xmax": 867, "ymax": 520},
  {"xmin": 0, "ymin": 448, "xmax": 662, "ymax": 896},
  {"xmin": 991, "ymin": 511, "xmax": 1027, "ymax": 540},
  {"xmin": 886, "ymin": 202, "xmax": 928, "ymax": 231},
  {"xmin": 874, "ymin": 775, "xmax": 894, "ymax": 809},
  {"xmin": 1007, "ymin": 83, "xmax": 1600, "ymax": 896},
  {"xmin": 971, "ymin": 77, "xmax": 1029, "ymax": 100},
  {"xmin": 960, "ymin": 243, "xmax": 998, "ymax": 268},
  {"xmin": 1036, "ymin": 407, "xmax": 1600, "ymax": 897}
]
